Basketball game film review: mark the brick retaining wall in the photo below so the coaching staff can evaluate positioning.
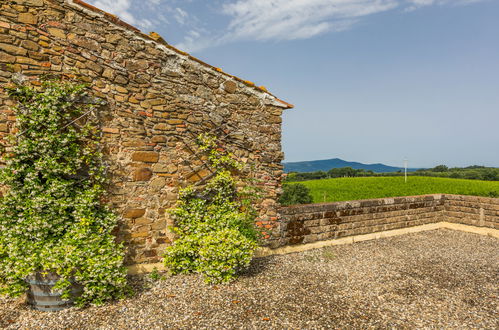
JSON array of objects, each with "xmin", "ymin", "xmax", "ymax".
[
  {"xmin": 444, "ymin": 194, "xmax": 499, "ymax": 229},
  {"xmin": 278, "ymin": 194, "xmax": 498, "ymax": 247}
]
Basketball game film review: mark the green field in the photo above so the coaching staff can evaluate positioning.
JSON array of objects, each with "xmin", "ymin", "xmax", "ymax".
[{"xmin": 296, "ymin": 176, "xmax": 499, "ymax": 203}]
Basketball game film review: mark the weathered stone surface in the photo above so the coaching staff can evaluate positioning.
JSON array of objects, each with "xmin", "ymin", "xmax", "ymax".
[
  {"xmin": 0, "ymin": 51, "xmax": 16, "ymax": 63},
  {"xmin": 102, "ymin": 127, "xmax": 119, "ymax": 134},
  {"xmin": 15, "ymin": 0, "xmax": 44, "ymax": 6},
  {"xmin": 133, "ymin": 167, "xmax": 153, "ymax": 181},
  {"xmin": 86, "ymin": 61, "xmax": 103, "ymax": 73},
  {"xmin": 224, "ymin": 80, "xmax": 237, "ymax": 93},
  {"xmin": 132, "ymin": 152, "xmax": 159, "ymax": 163},
  {"xmin": 124, "ymin": 209, "xmax": 146, "ymax": 219},
  {"xmin": 72, "ymin": 37, "xmax": 100, "ymax": 51},
  {"xmin": 114, "ymin": 75, "xmax": 128, "ymax": 84},
  {"xmin": 0, "ymin": 43, "xmax": 27, "ymax": 56},
  {"xmin": 20, "ymin": 40, "xmax": 39, "ymax": 51},
  {"xmin": 167, "ymin": 119, "xmax": 182, "ymax": 125},
  {"xmin": 151, "ymin": 136, "xmax": 167, "ymax": 143},
  {"xmin": 126, "ymin": 59, "xmax": 149, "ymax": 71},
  {"xmin": 150, "ymin": 177, "xmax": 166, "ymax": 190},
  {"xmin": 47, "ymin": 28, "xmax": 66, "ymax": 39},
  {"xmin": 152, "ymin": 163, "xmax": 176, "ymax": 173},
  {"xmin": 18, "ymin": 12, "xmax": 37, "ymax": 24},
  {"xmin": 105, "ymin": 34, "xmax": 122, "ymax": 44},
  {"xmin": 16, "ymin": 57, "xmax": 41, "ymax": 65}
]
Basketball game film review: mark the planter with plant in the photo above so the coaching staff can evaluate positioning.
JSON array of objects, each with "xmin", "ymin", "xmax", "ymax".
[{"xmin": 0, "ymin": 79, "xmax": 128, "ymax": 309}]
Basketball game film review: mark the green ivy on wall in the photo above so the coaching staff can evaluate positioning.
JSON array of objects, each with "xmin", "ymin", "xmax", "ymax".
[
  {"xmin": 0, "ymin": 80, "xmax": 128, "ymax": 306},
  {"xmin": 163, "ymin": 134, "xmax": 260, "ymax": 284}
]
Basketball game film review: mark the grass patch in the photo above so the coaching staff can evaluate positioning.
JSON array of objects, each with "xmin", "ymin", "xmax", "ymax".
[{"xmin": 294, "ymin": 176, "xmax": 499, "ymax": 203}]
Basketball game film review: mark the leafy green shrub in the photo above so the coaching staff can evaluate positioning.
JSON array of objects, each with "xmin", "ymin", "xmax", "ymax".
[
  {"xmin": 0, "ymin": 80, "xmax": 128, "ymax": 306},
  {"xmin": 279, "ymin": 183, "xmax": 313, "ymax": 205},
  {"xmin": 432, "ymin": 165, "xmax": 449, "ymax": 172},
  {"xmin": 163, "ymin": 134, "xmax": 259, "ymax": 284}
]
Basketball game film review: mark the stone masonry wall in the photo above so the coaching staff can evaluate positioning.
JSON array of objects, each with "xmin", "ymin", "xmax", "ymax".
[
  {"xmin": 279, "ymin": 195, "xmax": 445, "ymax": 246},
  {"xmin": 444, "ymin": 194, "xmax": 499, "ymax": 229},
  {"xmin": 0, "ymin": 0, "xmax": 291, "ymax": 264},
  {"xmin": 278, "ymin": 194, "xmax": 498, "ymax": 246}
]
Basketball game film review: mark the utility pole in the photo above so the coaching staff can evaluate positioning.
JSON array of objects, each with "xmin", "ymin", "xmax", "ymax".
[{"xmin": 404, "ymin": 158, "xmax": 408, "ymax": 183}]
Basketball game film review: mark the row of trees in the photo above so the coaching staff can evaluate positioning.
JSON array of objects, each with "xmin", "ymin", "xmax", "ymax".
[
  {"xmin": 411, "ymin": 166, "xmax": 499, "ymax": 181},
  {"xmin": 285, "ymin": 165, "xmax": 499, "ymax": 182},
  {"xmin": 286, "ymin": 167, "xmax": 376, "ymax": 182}
]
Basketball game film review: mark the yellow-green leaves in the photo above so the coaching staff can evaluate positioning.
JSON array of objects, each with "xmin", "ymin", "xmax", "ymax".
[
  {"xmin": 164, "ymin": 134, "xmax": 259, "ymax": 284},
  {"xmin": 0, "ymin": 80, "xmax": 128, "ymax": 306}
]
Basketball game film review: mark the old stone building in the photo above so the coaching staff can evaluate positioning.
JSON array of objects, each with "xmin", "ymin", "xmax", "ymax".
[{"xmin": 0, "ymin": 0, "xmax": 293, "ymax": 265}]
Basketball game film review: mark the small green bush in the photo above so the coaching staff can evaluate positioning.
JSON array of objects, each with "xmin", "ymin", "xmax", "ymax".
[
  {"xmin": 163, "ymin": 134, "xmax": 259, "ymax": 284},
  {"xmin": 279, "ymin": 183, "xmax": 313, "ymax": 206}
]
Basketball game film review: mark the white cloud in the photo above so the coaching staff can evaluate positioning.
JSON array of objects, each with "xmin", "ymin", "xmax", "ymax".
[
  {"xmin": 90, "ymin": 0, "xmax": 134, "ymax": 24},
  {"xmin": 85, "ymin": 0, "xmax": 488, "ymax": 53},
  {"xmin": 404, "ymin": 0, "xmax": 485, "ymax": 12},
  {"xmin": 222, "ymin": 0, "xmax": 399, "ymax": 41},
  {"xmin": 86, "ymin": 0, "xmax": 151, "ymax": 29},
  {"xmin": 174, "ymin": 7, "xmax": 189, "ymax": 25}
]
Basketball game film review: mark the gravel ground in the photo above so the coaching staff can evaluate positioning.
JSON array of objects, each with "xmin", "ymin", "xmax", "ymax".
[{"xmin": 1, "ymin": 229, "xmax": 498, "ymax": 329}]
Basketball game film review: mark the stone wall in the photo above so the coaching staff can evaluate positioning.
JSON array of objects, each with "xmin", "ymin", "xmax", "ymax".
[
  {"xmin": 444, "ymin": 194, "xmax": 499, "ymax": 229},
  {"xmin": 278, "ymin": 194, "xmax": 498, "ymax": 247},
  {"xmin": 0, "ymin": 0, "xmax": 292, "ymax": 264}
]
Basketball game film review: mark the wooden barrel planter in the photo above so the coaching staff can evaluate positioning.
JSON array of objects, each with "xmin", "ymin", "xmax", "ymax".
[{"xmin": 26, "ymin": 273, "xmax": 82, "ymax": 312}]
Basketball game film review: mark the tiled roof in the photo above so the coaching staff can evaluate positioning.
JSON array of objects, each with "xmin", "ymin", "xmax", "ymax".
[{"xmin": 71, "ymin": 0, "xmax": 294, "ymax": 109}]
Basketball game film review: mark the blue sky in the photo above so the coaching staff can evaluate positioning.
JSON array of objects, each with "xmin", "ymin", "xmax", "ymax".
[{"xmin": 88, "ymin": 0, "xmax": 499, "ymax": 168}]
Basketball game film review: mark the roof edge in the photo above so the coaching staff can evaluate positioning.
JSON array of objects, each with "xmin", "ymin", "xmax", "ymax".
[{"xmin": 68, "ymin": 0, "xmax": 294, "ymax": 109}]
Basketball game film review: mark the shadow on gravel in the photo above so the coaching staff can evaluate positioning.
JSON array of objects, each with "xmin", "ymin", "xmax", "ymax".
[{"xmin": 238, "ymin": 255, "xmax": 276, "ymax": 279}]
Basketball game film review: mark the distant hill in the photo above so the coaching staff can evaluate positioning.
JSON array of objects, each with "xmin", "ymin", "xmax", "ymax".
[{"xmin": 283, "ymin": 158, "xmax": 420, "ymax": 173}]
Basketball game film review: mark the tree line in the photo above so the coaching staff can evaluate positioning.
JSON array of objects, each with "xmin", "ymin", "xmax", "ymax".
[{"xmin": 285, "ymin": 165, "xmax": 499, "ymax": 182}]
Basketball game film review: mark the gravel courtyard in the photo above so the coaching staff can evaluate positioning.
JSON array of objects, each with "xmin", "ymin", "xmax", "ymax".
[{"xmin": 1, "ymin": 229, "xmax": 497, "ymax": 329}]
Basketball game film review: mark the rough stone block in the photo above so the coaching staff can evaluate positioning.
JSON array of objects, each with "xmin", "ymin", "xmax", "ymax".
[
  {"xmin": 15, "ymin": 0, "xmax": 44, "ymax": 6},
  {"xmin": 124, "ymin": 209, "xmax": 146, "ymax": 219},
  {"xmin": 102, "ymin": 127, "xmax": 120, "ymax": 134},
  {"xmin": 0, "ymin": 51, "xmax": 15, "ymax": 63},
  {"xmin": 132, "ymin": 151, "xmax": 159, "ymax": 163},
  {"xmin": 20, "ymin": 40, "xmax": 39, "ymax": 51},
  {"xmin": 133, "ymin": 167, "xmax": 153, "ymax": 181},
  {"xmin": 224, "ymin": 80, "xmax": 237, "ymax": 93},
  {"xmin": 18, "ymin": 12, "xmax": 37, "ymax": 24},
  {"xmin": 131, "ymin": 232, "xmax": 149, "ymax": 238},
  {"xmin": 134, "ymin": 217, "xmax": 153, "ymax": 226},
  {"xmin": 0, "ymin": 43, "xmax": 27, "ymax": 56},
  {"xmin": 47, "ymin": 28, "xmax": 66, "ymax": 39}
]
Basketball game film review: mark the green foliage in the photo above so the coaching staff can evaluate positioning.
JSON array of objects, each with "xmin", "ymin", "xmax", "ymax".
[
  {"xmin": 285, "ymin": 166, "xmax": 499, "ymax": 182},
  {"xmin": 286, "ymin": 167, "xmax": 375, "ymax": 182},
  {"xmin": 163, "ymin": 134, "xmax": 259, "ymax": 284},
  {"xmin": 295, "ymin": 176, "xmax": 499, "ymax": 203},
  {"xmin": 148, "ymin": 267, "xmax": 166, "ymax": 282},
  {"xmin": 279, "ymin": 183, "xmax": 313, "ymax": 206},
  {"xmin": 432, "ymin": 165, "xmax": 449, "ymax": 172},
  {"xmin": 0, "ymin": 80, "xmax": 128, "ymax": 306}
]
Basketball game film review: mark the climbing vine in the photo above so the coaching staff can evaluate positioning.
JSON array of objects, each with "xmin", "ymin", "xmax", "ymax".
[
  {"xmin": 163, "ymin": 134, "xmax": 260, "ymax": 284},
  {"xmin": 0, "ymin": 80, "xmax": 128, "ymax": 306}
]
